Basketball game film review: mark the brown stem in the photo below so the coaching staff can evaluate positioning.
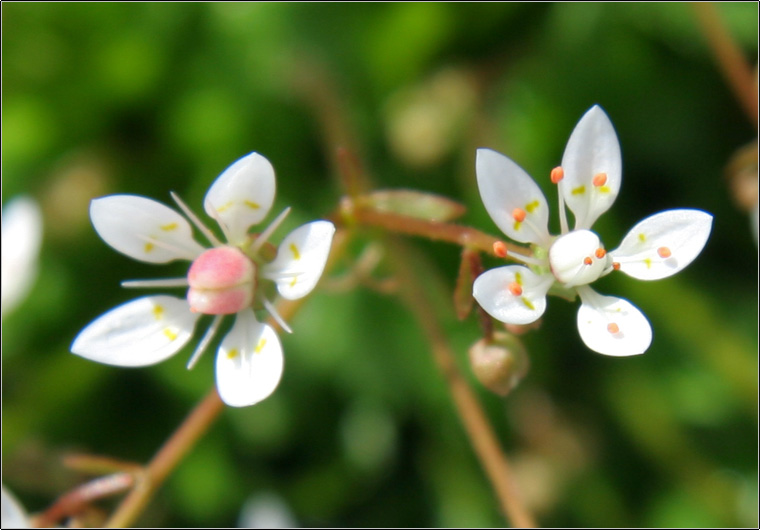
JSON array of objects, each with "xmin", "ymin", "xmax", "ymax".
[
  {"xmin": 388, "ymin": 238, "xmax": 536, "ymax": 528},
  {"xmin": 104, "ymin": 389, "xmax": 225, "ymax": 528},
  {"xmin": 692, "ymin": 2, "xmax": 758, "ymax": 129}
]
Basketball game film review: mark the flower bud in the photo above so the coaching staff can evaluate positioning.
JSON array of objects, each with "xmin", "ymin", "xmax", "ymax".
[
  {"xmin": 187, "ymin": 246, "xmax": 256, "ymax": 314},
  {"xmin": 469, "ymin": 332, "xmax": 529, "ymax": 396}
]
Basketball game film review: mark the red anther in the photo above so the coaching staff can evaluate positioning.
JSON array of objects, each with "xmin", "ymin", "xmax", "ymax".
[
  {"xmin": 493, "ymin": 241, "xmax": 508, "ymax": 258},
  {"xmin": 607, "ymin": 323, "xmax": 620, "ymax": 334},
  {"xmin": 512, "ymin": 208, "xmax": 527, "ymax": 222},
  {"xmin": 583, "ymin": 257, "xmax": 593, "ymax": 265},
  {"xmin": 595, "ymin": 248, "xmax": 606, "ymax": 259},
  {"xmin": 507, "ymin": 282, "xmax": 523, "ymax": 296},
  {"xmin": 657, "ymin": 246, "xmax": 672, "ymax": 258},
  {"xmin": 550, "ymin": 166, "xmax": 564, "ymax": 184},
  {"xmin": 612, "ymin": 262, "xmax": 621, "ymax": 271},
  {"xmin": 592, "ymin": 172, "xmax": 608, "ymax": 187}
]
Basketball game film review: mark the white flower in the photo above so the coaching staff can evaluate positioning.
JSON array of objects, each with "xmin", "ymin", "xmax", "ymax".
[
  {"xmin": 473, "ymin": 106, "xmax": 713, "ymax": 356},
  {"xmin": 71, "ymin": 153, "xmax": 335, "ymax": 406},
  {"xmin": 2, "ymin": 485, "xmax": 30, "ymax": 529},
  {"xmin": 1, "ymin": 196, "xmax": 43, "ymax": 318}
]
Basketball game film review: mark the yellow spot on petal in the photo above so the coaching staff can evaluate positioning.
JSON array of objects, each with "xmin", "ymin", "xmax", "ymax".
[
  {"xmin": 160, "ymin": 223, "xmax": 178, "ymax": 231},
  {"xmin": 644, "ymin": 258, "xmax": 652, "ymax": 269},
  {"xmin": 227, "ymin": 348, "xmax": 239, "ymax": 359},
  {"xmin": 598, "ymin": 186, "xmax": 611, "ymax": 193},
  {"xmin": 525, "ymin": 200, "xmax": 540, "ymax": 213},
  {"xmin": 638, "ymin": 233, "xmax": 646, "ymax": 242},
  {"xmin": 513, "ymin": 220, "xmax": 522, "ymax": 231},
  {"xmin": 216, "ymin": 201, "xmax": 233, "ymax": 213},
  {"xmin": 144, "ymin": 242, "xmax": 155, "ymax": 253},
  {"xmin": 152, "ymin": 305, "xmax": 164, "ymax": 320},
  {"xmin": 515, "ymin": 272, "xmax": 523, "ymax": 286},
  {"xmin": 571, "ymin": 185, "xmax": 586, "ymax": 195},
  {"xmin": 255, "ymin": 338, "xmax": 266, "ymax": 353},
  {"xmin": 244, "ymin": 200, "xmax": 260, "ymax": 210},
  {"xmin": 289, "ymin": 276, "xmax": 298, "ymax": 287},
  {"xmin": 521, "ymin": 297, "xmax": 535, "ymax": 310},
  {"xmin": 163, "ymin": 328, "xmax": 178, "ymax": 341},
  {"xmin": 289, "ymin": 243, "xmax": 301, "ymax": 260}
]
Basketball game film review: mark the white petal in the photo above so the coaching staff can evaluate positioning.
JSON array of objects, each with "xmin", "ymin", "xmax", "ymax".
[
  {"xmin": 2, "ymin": 485, "xmax": 30, "ymax": 529},
  {"xmin": 204, "ymin": 153, "xmax": 276, "ymax": 246},
  {"xmin": 559, "ymin": 105, "xmax": 622, "ymax": 230},
  {"xmin": 1, "ymin": 196, "xmax": 43, "ymax": 317},
  {"xmin": 264, "ymin": 221, "xmax": 335, "ymax": 300},
  {"xmin": 576, "ymin": 286, "xmax": 651, "ymax": 356},
  {"xmin": 610, "ymin": 209, "xmax": 713, "ymax": 280},
  {"xmin": 215, "ymin": 310, "xmax": 283, "ymax": 407},
  {"xmin": 476, "ymin": 148, "xmax": 551, "ymax": 245},
  {"xmin": 90, "ymin": 195, "xmax": 205, "ymax": 263},
  {"xmin": 71, "ymin": 295, "xmax": 200, "ymax": 367},
  {"xmin": 473, "ymin": 265, "xmax": 553, "ymax": 325}
]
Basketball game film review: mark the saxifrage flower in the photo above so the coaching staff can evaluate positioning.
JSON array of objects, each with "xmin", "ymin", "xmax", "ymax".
[
  {"xmin": 71, "ymin": 153, "xmax": 335, "ymax": 406},
  {"xmin": 473, "ymin": 105, "xmax": 712, "ymax": 356}
]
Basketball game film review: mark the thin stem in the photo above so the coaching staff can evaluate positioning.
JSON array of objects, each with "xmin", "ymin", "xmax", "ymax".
[
  {"xmin": 692, "ymin": 2, "xmax": 758, "ymax": 129},
  {"xmin": 388, "ymin": 238, "xmax": 536, "ymax": 528},
  {"xmin": 105, "ymin": 389, "xmax": 225, "ymax": 528}
]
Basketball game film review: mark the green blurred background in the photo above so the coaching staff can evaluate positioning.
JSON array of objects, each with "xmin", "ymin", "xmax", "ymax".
[{"xmin": 2, "ymin": 3, "xmax": 757, "ymax": 527}]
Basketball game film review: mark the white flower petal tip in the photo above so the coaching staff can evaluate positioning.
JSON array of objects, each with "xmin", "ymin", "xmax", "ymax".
[
  {"xmin": 2, "ymin": 485, "xmax": 30, "ymax": 529},
  {"xmin": 610, "ymin": 209, "xmax": 713, "ymax": 281},
  {"xmin": 216, "ymin": 311, "xmax": 284, "ymax": 407},
  {"xmin": 560, "ymin": 105, "xmax": 622, "ymax": 230},
  {"xmin": 71, "ymin": 295, "xmax": 200, "ymax": 367},
  {"xmin": 576, "ymin": 288, "xmax": 652, "ymax": 356},
  {"xmin": 90, "ymin": 195, "xmax": 205, "ymax": 263},
  {"xmin": 266, "ymin": 221, "xmax": 336, "ymax": 300},
  {"xmin": 1, "ymin": 196, "xmax": 43, "ymax": 317},
  {"xmin": 476, "ymin": 148, "xmax": 551, "ymax": 245},
  {"xmin": 204, "ymin": 152, "xmax": 276, "ymax": 246},
  {"xmin": 473, "ymin": 265, "xmax": 552, "ymax": 325}
]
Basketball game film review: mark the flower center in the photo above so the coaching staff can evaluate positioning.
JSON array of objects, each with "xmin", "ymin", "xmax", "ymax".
[
  {"xmin": 186, "ymin": 246, "xmax": 256, "ymax": 314},
  {"xmin": 548, "ymin": 230, "xmax": 609, "ymax": 287}
]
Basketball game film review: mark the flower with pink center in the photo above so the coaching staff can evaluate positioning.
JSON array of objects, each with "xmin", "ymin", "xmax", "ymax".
[
  {"xmin": 473, "ymin": 106, "xmax": 713, "ymax": 356},
  {"xmin": 71, "ymin": 153, "xmax": 335, "ymax": 406}
]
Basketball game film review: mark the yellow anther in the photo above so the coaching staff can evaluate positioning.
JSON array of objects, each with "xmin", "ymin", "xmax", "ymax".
[
  {"xmin": 550, "ymin": 166, "xmax": 564, "ymax": 184},
  {"xmin": 512, "ymin": 208, "xmax": 526, "ymax": 222},
  {"xmin": 607, "ymin": 323, "xmax": 620, "ymax": 334},
  {"xmin": 657, "ymin": 246, "xmax": 672, "ymax": 258},
  {"xmin": 592, "ymin": 172, "xmax": 608, "ymax": 187},
  {"xmin": 507, "ymin": 282, "xmax": 523, "ymax": 296},
  {"xmin": 595, "ymin": 248, "xmax": 606, "ymax": 259},
  {"xmin": 493, "ymin": 241, "xmax": 508, "ymax": 258}
]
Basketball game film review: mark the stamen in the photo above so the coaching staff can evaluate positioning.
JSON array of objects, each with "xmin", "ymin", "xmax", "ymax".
[
  {"xmin": 262, "ymin": 297, "xmax": 293, "ymax": 334},
  {"xmin": 550, "ymin": 166, "xmax": 564, "ymax": 184},
  {"xmin": 171, "ymin": 191, "xmax": 223, "ymax": 247},
  {"xmin": 507, "ymin": 282, "xmax": 523, "ymax": 296},
  {"xmin": 595, "ymin": 248, "xmax": 606, "ymax": 259},
  {"xmin": 583, "ymin": 257, "xmax": 593, "ymax": 265},
  {"xmin": 186, "ymin": 315, "xmax": 224, "ymax": 369},
  {"xmin": 493, "ymin": 241, "xmax": 508, "ymax": 258},
  {"xmin": 203, "ymin": 199, "xmax": 233, "ymax": 244},
  {"xmin": 657, "ymin": 246, "xmax": 672, "ymax": 258},
  {"xmin": 607, "ymin": 322, "xmax": 620, "ymax": 334},
  {"xmin": 512, "ymin": 208, "xmax": 526, "ymax": 223},
  {"xmin": 505, "ymin": 250, "xmax": 546, "ymax": 267},
  {"xmin": 121, "ymin": 278, "xmax": 189, "ymax": 288},
  {"xmin": 250, "ymin": 207, "xmax": 291, "ymax": 256},
  {"xmin": 612, "ymin": 262, "xmax": 621, "ymax": 271},
  {"xmin": 592, "ymin": 173, "xmax": 608, "ymax": 187}
]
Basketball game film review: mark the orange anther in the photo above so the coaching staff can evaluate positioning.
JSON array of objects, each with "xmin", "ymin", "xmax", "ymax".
[
  {"xmin": 657, "ymin": 246, "xmax": 672, "ymax": 258},
  {"xmin": 550, "ymin": 166, "xmax": 564, "ymax": 184},
  {"xmin": 607, "ymin": 323, "xmax": 620, "ymax": 334},
  {"xmin": 507, "ymin": 282, "xmax": 523, "ymax": 296},
  {"xmin": 592, "ymin": 172, "xmax": 608, "ymax": 187},
  {"xmin": 493, "ymin": 241, "xmax": 508, "ymax": 258},
  {"xmin": 612, "ymin": 262, "xmax": 621, "ymax": 271},
  {"xmin": 595, "ymin": 248, "xmax": 606, "ymax": 259},
  {"xmin": 512, "ymin": 208, "xmax": 526, "ymax": 222},
  {"xmin": 583, "ymin": 257, "xmax": 593, "ymax": 265}
]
